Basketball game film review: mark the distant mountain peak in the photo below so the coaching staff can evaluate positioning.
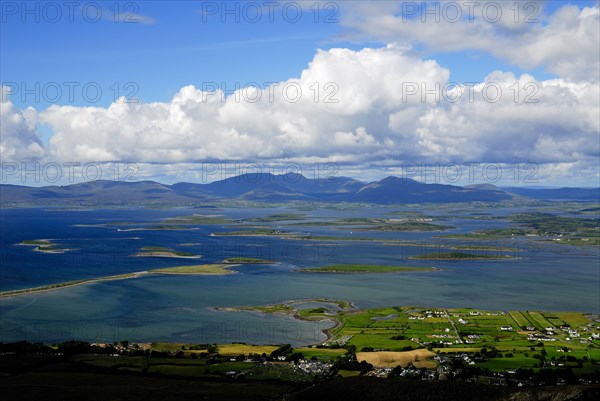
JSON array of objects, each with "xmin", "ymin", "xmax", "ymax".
[
  {"xmin": 465, "ymin": 183, "xmax": 501, "ymax": 191},
  {"xmin": 0, "ymin": 173, "xmax": 555, "ymax": 205}
]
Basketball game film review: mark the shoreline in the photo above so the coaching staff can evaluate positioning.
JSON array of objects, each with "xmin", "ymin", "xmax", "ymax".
[
  {"xmin": 117, "ymin": 227, "xmax": 199, "ymax": 232},
  {"xmin": 214, "ymin": 298, "xmax": 357, "ymax": 345},
  {"xmin": 133, "ymin": 252, "xmax": 202, "ymax": 259},
  {"xmin": 0, "ymin": 265, "xmax": 240, "ymax": 299},
  {"xmin": 0, "ymin": 271, "xmax": 149, "ymax": 298},
  {"xmin": 17, "ymin": 240, "xmax": 73, "ymax": 254},
  {"xmin": 409, "ymin": 255, "xmax": 515, "ymax": 261},
  {"xmin": 296, "ymin": 267, "xmax": 439, "ymax": 274}
]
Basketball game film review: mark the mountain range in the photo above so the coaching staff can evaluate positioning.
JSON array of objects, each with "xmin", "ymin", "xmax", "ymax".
[{"xmin": 1, "ymin": 173, "xmax": 598, "ymax": 205}]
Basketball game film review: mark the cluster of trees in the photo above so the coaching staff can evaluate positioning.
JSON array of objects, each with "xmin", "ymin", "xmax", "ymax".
[
  {"xmin": 0, "ymin": 340, "xmax": 122, "ymax": 356},
  {"xmin": 270, "ymin": 344, "xmax": 304, "ymax": 362},
  {"xmin": 388, "ymin": 363, "xmax": 428, "ymax": 378},
  {"xmin": 0, "ymin": 341, "xmax": 53, "ymax": 355},
  {"xmin": 181, "ymin": 343, "xmax": 218, "ymax": 353},
  {"xmin": 335, "ymin": 345, "xmax": 372, "ymax": 375}
]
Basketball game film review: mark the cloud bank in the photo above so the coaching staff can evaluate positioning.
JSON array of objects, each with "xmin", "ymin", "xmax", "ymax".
[
  {"xmin": 337, "ymin": 2, "xmax": 600, "ymax": 81},
  {"xmin": 1, "ymin": 3, "xmax": 598, "ymax": 186}
]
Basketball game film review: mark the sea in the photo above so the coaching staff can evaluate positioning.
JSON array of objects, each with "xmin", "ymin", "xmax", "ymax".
[{"xmin": 1, "ymin": 205, "xmax": 598, "ymax": 346}]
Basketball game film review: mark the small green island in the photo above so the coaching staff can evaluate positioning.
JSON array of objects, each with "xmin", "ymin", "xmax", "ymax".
[
  {"xmin": 134, "ymin": 246, "xmax": 201, "ymax": 259},
  {"xmin": 149, "ymin": 264, "xmax": 238, "ymax": 275},
  {"xmin": 299, "ymin": 264, "xmax": 437, "ymax": 273},
  {"xmin": 1, "ymin": 264, "xmax": 237, "ymax": 298},
  {"xmin": 118, "ymin": 225, "xmax": 199, "ymax": 231},
  {"xmin": 212, "ymin": 228, "xmax": 275, "ymax": 236},
  {"xmin": 222, "ymin": 257, "xmax": 275, "ymax": 264},
  {"xmin": 358, "ymin": 221, "xmax": 454, "ymax": 232},
  {"xmin": 109, "ymin": 214, "xmax": 231, "ymax": 229},
  {"xmin": 290, "ymin": 217, "xmax": 453, "ymax": 232},
  {"xmin": 384, "ymin": 243, "xmax": 518, "ymax": 252},
  {"xmin": 217, "ymin": 298, "xmax": 354, "ymax": 322},
  {"xmin": 18, "ymin": 239, "xmax": 70, "ymax": 254},
  {"xmin": 450, "ymin": 245, "xmax": 517, "ymax": 251},
  {"xmin": 162, "ymin": 214, "xmax": 231, "ymax": 224},
  {"xmin": 212, "ymin": 228, "xmax": 300, "ymax": 238},
  {"xmin": 439, "ymin": 228, "xmax": 530, "ymax": 239},
  {"xmin": 438, "ymin": 213, "xmax": 600, "ymax": 246},
  {"xmin": 410, "ymin": 252, "xmax": 514, "ymax": 260},
  {"xmin": 243, "ymin": 213, "xmax": 306, "ymax": 222}
]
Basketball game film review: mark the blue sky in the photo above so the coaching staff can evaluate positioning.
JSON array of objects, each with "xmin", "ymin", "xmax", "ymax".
[
  {"xmin": 4, "ymin": 0, "xmax": 592, "ymax": 108},
  {"xmin": 2, "ymin": 1, "xmax": 342, "ymax": 107},
  {"xmin": 1, "ymin": 1, "xmax": 599, "ymax": 186}
]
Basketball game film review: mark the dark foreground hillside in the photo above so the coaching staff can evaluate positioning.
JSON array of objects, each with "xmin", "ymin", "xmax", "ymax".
[
  {"xmin": 2, "ymin": 369, "xmax": 599, "ymax": 401},
  {"xmin": 290, "ymin": 378, "xmax": 600, "ymax": 401},
  {"xmin": 0, "ymin": 364, "xmax": 295, "ymax": 401}
]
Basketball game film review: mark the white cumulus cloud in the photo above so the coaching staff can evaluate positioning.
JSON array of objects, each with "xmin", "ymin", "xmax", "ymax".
[
  {"xmin": 0, "ymin": 91, "xmax": 45, "ymax": 162},
  {"xmin": 336, "ymin": 1, "xmax": 600, "ymax": 81},
  {"xmin": 1, "ymin": 45, "xmax": 598, "ymax": 186}
]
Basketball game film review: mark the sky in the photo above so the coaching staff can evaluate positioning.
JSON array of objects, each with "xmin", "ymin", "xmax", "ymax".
[{"xmin": 1, "ymin": 0, "xmax": 599, "ymax": 187}]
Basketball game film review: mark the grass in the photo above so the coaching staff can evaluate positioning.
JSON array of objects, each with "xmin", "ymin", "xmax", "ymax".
[
  {"xmin": 150, "ymin": 342, "xmax": 206, "ymax": 353},
  {"xmin": 19, "ymin": 239, "xmax": 67, "ymax": 253},
  {"xmin": 439, "ymin": 228, "xmax": 530, "ymax": 239},
  {"xmin": 20, "ymin": 239, "xmax": 52, "ymax": 245},
  {"xmin": 302, "ymin": 235, "xmax": 389, "ymax": 242},
  {"xmin": 136, "ymin": 246, "xmax": 199, "ymax": 257},
  {"xmin": 244, "ymin": 214, "xmax": 306, "ymax": 222},
  {"xmin": 357, "ymin": 350, "xmax": 436, "ymax": 369},
  {"xmin": 290, "ymin": 217, "xmax": 453, "ymax": 232},
  {"xmin": 450, "ymin": 245, "xmax": 517, "ymax": 251},
  {"xmin": 295, "ymin": 348, "xmax": 346, "ymax": 359},
  {"xmin": 237, "ymin": 304, "xmax": 295, "ymax": 314},
  {"xmin": 164, "ymin": 215, "xmax": 230, "ymax": 224},
  {"xmin": 299, "ymin": 264, "xmax": 436, "ymax": 273},
  {"xmin": 361, "ymin": 222, "xmax": 454, "ymax": 232},
  {"xmin": 150, "ymin": 264, "xmax": 237, "ymax": 275},
  {"xmin": 347, "ymin": 334, "xmax": 419, "ymax": 352},
  {"xmin": 213, "ymin": 228, "xmax": 293, "ymax": 237},
  {"xmin": 223, "ymin": 257, "xmax": 274, "ymax": 264},
  {"xmin": 217, "ymin": 344, "xmax": 279, "ymax": 356},
  {"xmin": 478, "ymin": 356, "xmax": 540, "ymax": 371},
  {"xmin": 0, "ymin": 272, "xmax": 144, "ymax": 297},
  {"xmin": 509, "ymin": 212, "xmax": 600, "ymax": 236},
  {"xmin": 141, "ymin": 246, "xmax": 171, "ymax": 252},
  {"xmin": 410, "ymin": 252, "xmax": 513, "ymax": 260},
  {"xmin": 553, "ymin": 312, "xmax": 591, "ymax": 327},
  {"xmin": 328, "ymin": 299, "xmax": 354, "ymax": 309},
  {"xmin": 434, "ymin": 348, "xmax": 483, "ymax": 353},
  {"xmin": 518, "ymin": 312, "xmax": 544, "ymax": 330},
  {"xmin": 135, "ymin": 225, "xmax": 191, "ymax": 230},
  {"xmin": 319, "ymin": 304, "xmax": 600, "ymax": 374},
  {"xmin": 437, "ymin": 213, "xmax": 600, "ymax": 247},
  {"xmin": 1, "ymin": 263, "xmax": 239, "ymax": 297},
  {"xmin": 290, "ymin": 218, "xmax": 395, "ymax": 227},
  {"xmin": 527, "ymin": 311, "xmax": 554, "ymax": 329},
  {"xmin": 508, "ymin": 311, "xmax": 531, "ymax": 329}
]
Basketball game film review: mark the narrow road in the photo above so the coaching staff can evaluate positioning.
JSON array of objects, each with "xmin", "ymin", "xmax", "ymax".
[{"xmin": 444, "ymin": 309, "xmax": 462, "ymax": 344}]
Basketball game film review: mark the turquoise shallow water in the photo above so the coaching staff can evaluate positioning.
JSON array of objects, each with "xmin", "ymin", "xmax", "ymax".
[{"xmin": 1, "ymin": 206, "xmax": 598, "ymax": 345}]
